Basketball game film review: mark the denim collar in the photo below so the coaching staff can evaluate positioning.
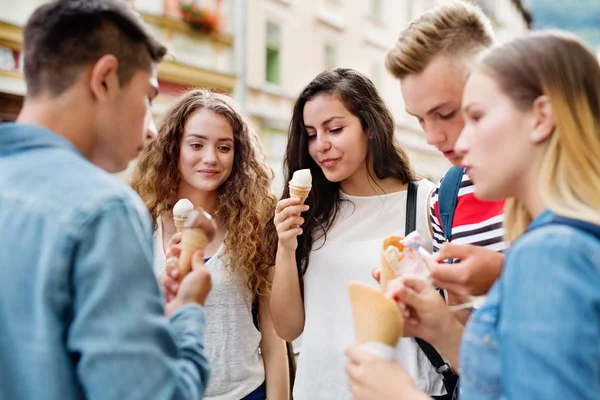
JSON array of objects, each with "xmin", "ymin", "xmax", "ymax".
[
  {"xmin": 528, "ymin": 209, "xmax": 600, "ymax": 239},
  {"xmin": 0, "ymin": 123, "xmax": 80, "ymax": 156},
  {"xmin": 527, "ymin": 209, "xmax": 555, "ymax": 232}
]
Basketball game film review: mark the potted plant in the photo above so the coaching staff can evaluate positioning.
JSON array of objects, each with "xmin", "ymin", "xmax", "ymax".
[{"xmin": 180, "ymin": 2, "xmax": 221, "ymax": 34}]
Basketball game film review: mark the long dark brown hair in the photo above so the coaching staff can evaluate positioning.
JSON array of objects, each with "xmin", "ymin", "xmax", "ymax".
[
  {"xmin": 131, "ymin": 89, "xmax": 277, "ymax": 301},
  {"xmin": 281, "ymin": 68, "xmax": 415, "ymax": 281}
]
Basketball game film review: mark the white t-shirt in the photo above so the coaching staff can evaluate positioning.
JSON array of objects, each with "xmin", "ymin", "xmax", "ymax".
[
  {"xmin": 293, "ymin": 179, "xmax": 445, "ymax": 399},
  {"xmin": 154, "ymin": 220, "xmax": 265, "ymax": 400}
]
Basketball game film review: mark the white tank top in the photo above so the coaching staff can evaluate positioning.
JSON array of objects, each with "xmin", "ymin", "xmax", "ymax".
[
  {"xmin": 293, "ymin": 179, "xmax": 446, "ymax": 399},
  {"xmin": 154, "ymin": 219, "xmax": 265, "ymax": 399}
]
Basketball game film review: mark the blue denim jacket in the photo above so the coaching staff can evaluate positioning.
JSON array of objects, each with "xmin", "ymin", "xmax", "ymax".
[
  {"xmin": 0, "ymin": 124, "xmax": 211, "ymax": 399},
  {"xmin": 459, "ymin": 210, "xmax": 600, "ymax": 399}
]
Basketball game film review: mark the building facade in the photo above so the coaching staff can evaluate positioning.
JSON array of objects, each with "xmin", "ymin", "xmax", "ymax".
[
  {"xmin": 241, "ymin": 0, "xmax": 532, "ymax": 192},
  {"xmin": 0, "ymin": 0, "xmax": 531, "ymax": 187},
  {"xmin": 0, "ymin": 0, "xmax": 237, "ymax": 115},
  {"xmin": 0, "ymin": 0, "xmax": 238, "ymax": 178}
]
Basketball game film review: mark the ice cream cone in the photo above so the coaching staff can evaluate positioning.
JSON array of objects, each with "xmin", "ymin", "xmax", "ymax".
[
  {"xmin": 173, "ymin": 199, "xmax": 194, "ymax": 233},
  {"xmin": 178, "ymin": 228, "xmax": 209, "ymax": 276},
  {"xmin": 380, "ymin": 236, "xmax": 406, "ymax": 293},
  {"xmin": 348, "ymin": 282, "xmax": 404, "ymax": 347},
  {"xmin": 173, "ymin": 216, "xmax": 187, "ymax": 233},
  {"xmin": 289, "ymin": 183, "xmax": 311, "ymax": 205}
]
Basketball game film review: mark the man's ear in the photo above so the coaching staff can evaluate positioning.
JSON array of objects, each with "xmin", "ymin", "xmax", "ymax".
[
  {"xmin": 89, "ymin": 55, "xmax": 120, "ymax": 103},
  {"xmin": 529, "ymin": 95, "xmax": 555, "ymax": 144}
]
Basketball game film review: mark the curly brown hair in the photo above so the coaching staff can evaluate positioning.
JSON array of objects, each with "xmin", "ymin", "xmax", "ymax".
[{"xmin": 131, "ymin": 89, "xmax": 277, "ymax": 300}]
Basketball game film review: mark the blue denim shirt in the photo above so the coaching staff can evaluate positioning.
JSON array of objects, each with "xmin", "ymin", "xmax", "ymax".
[
  {"xmin": 459, "ymin": 210, "xmax": 600, "ymax": 399},
  {"xmin": 0, "ymin": 124, "xmax": 211, "ymax": 399}
]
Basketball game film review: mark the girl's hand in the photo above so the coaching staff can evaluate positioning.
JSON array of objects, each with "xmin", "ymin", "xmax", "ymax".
[
  {"xmin": 387, "ymin": 278, "xmax": 458, "ymax": 344},
  {"xmin": 345, "ymin": 346, "xmax": 430, "ymax": 400},
  {"xmin": 273, "ymin": 197, "xmax": 309, "ymax": 252}
]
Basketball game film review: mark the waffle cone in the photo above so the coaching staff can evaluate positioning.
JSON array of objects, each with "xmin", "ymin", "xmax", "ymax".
[
  {"xmin": 380, "ymin": 236, "xmax": 406, "ymax": 293},
  {"xmin": 173, "ymin": 216, "xmax": 187, "ymax": 233},
  {"xmin": 289, "ymin": 184, "xmax": 311, "ymax": 205},
  {"xmin": 178, "ymin": 228, "xmax": 209, "ymax": 276},
  {"xmin": 349, "ymin": 282, "xmax": 403, "ymax": 346}
]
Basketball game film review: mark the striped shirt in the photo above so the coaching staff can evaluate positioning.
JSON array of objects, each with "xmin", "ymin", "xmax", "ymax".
[{"xmin": 430, "ymin": 172, "xmax": 508, "ymax": 254}]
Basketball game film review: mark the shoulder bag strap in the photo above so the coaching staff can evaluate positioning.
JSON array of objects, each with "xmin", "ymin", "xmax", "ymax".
[{"xmin": 405, "ymin": 181, "xmax": 459, "ymax": 397}]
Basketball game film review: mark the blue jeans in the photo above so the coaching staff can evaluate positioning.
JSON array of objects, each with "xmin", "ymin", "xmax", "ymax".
[{"xmin": 241, "ymin": 381, "xmax": 266, "ymax": 400}]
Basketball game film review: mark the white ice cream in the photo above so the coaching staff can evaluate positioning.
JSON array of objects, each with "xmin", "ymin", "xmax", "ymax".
[
  {"xmin": 385, "ymin": 243, "xmax": 429, "ymax": 281},
  {"xmin": 289, "ymin": 169, "xmax": 312, "ymax": 187},
  {"xmin": 173, "ymin": 198, "xmax": 194, "ymax": 218},
  {"xmin": 384, "ymin": 245, "xmax": 401, "ymax": 271}
]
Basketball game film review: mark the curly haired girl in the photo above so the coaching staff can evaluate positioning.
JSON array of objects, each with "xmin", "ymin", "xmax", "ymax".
[{"xmin": 131, "ymin": 89, "xmax": 287, "ymax": 400}]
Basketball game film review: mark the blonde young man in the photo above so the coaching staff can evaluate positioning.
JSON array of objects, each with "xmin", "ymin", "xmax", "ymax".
[
  {"xmin": 346, "ymin": 2, "xmax": 507, "ymax": 399},
  {"xmin": 388, "ymin": 1, "xmax": 507, "ymax": 302}
]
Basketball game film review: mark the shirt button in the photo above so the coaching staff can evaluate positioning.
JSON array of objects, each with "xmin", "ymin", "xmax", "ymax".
[{"xmin": 483, "ymin": 335, "xmax": 491, "ymax": 344}]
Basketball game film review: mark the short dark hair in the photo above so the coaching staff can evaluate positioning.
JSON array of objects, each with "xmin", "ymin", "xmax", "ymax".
[
  {"xmin": 282, "ymin": 68, "xmax": 415, "ymax": 280},
  {"xmin": 23, "ymin": 0, "xmax": 167, "ymax": 97}
]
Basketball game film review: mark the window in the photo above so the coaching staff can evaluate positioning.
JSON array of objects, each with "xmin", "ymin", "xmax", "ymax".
[
  {"xmin": 266, "ymin": 21, "xmax": 281, "ymax": 85},
  {"xmin": 261, "ymin": 128, "xmax": 288, "ymax": 194},
  {"xmin": 371, "ymin": 0, "xmax": 383, "ymax": 21},
  {"xmin": 324, "ymin": 43, "xmax": 337, "ymax": 70},
  {"xmin": 0, "ymin": 47, "xmax": 16, "ymax": 71}
]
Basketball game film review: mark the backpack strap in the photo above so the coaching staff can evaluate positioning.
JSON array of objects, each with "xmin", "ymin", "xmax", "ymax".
[
  {"xmin": 438, "ymin": 166, "xmax": 465, "ymax": 242},
  {"xmin": 414, "ymin": 338, "xmax": 458, "ymax": 395},
  {"xmin": 405, "ymin": 181, "xmax": 459, "ymax": 397}
]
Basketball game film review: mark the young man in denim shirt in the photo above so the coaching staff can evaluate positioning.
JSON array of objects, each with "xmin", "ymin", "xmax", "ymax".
[{"xmin": 0, "ymin": 1, "xmax": 213, "ymax": 398}]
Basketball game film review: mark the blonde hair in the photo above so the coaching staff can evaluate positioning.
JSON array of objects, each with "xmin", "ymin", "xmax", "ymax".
[
  {"xmin": 386, "ymin": 0, "xmax": 494, "ymax": 79},
  {"xmin": 477, "ymin": 31, "xmax": 600, "ymax": 242},
  {"xmin": 131, "ymin": 89, "xmax": 278, "ymax": 300}
]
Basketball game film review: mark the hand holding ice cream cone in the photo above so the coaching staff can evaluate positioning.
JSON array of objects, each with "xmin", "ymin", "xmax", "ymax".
[
  {"xmin": 165, "ymin": 247, "xmax": 213, "ymax": 318},
  {"xmin": 286, "ymin": 169, "xmax": 312, "ymax": 231},
  {"xmin": 177, "ymin": 208, "xmax": 217, "ymax": 277}
]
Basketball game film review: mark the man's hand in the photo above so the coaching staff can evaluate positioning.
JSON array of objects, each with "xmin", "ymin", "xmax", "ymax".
[
  {"xmin": 345, "ymin": 346, "xmax": 429, "ymax": 400},
  {"xmin": 164, "ymin": 208, "xmax": 217, "ymax": 317},
  {"xmin": 177, "ymin": 250, "xmax": 212, "ymax": 306},
  {"xmin": 184, "ymin": 209, "xmax": 218, "ymax": 240},
  {"xmin": 426, "ymin": 243, "xmax": 503, "ymax": 297},
  {"xmin": 161, "ymin": 246, "xmax": 182, "ymax": 303},
  {"xmin": 165, "ymin": 250, "xmax": 212, "ymax": 317}
]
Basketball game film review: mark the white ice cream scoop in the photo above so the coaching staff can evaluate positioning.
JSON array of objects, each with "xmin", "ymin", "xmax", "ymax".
[
  {"xmin": 289, "ymin": 169, "xmax": 312, "ymax": 187},
  {"xmin": 173, "ymin": 198, "xmax": 194, "ymax": 218}
]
